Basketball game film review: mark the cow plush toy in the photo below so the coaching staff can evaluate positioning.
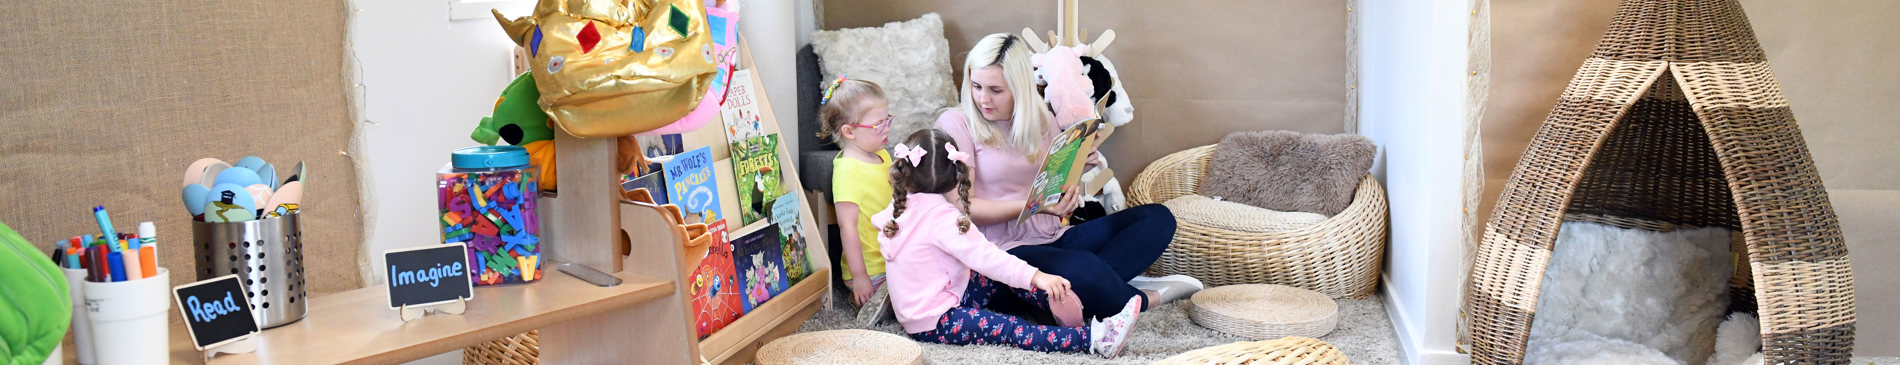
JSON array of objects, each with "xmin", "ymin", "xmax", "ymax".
[{"xmin": 1022, "ymin": 29, "xmax": 1132, "ymax": 214}]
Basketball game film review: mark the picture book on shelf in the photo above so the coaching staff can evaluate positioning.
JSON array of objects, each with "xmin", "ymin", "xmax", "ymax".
[
  {"xmin": 728, "ymin": 134, "xmax": 783, "ymax": 226},
  {"xmin": 619, "ymin": 169, "xmax": 668, "ymax": 205},
  {"xmin": 689, "ymin": 220, "xmax": 740, "ymax": 339},
  {"xmin": 770, "ymin": 193, "xmax": 810, "ymax": 283},
  {"xmin": 635, "ymin": 134, "xmax": 684, "ymax": 159},
  {"xmin": 731, "ymin": 224, "xmax": 789, "ymax": 313},
  {"xmin": 664, "ymin": 146, "xmax": 722, "ymax": 224},
  {"xmin": 1016, "ymin": 116, "xmax": 1108, "ymax": 225},
  {"xmin": 721, "ymin": 69, "xmax": 765, "ymax": 141}
]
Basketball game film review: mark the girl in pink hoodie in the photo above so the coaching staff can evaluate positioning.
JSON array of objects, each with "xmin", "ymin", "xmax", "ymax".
[{"xmin": 873, "ymin": 129, "xmax": 1142, "ymax": 357}]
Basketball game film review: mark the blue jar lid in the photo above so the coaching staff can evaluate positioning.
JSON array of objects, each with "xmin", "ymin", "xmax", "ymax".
[{"xmin": 451, "ymin": 146, "xmax": 530, "ymax": 170}]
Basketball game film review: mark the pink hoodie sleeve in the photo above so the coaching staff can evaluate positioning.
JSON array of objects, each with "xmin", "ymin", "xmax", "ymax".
[{"xmin": 935, "ymin": 227, "xmax": 1037, "ymax": 290}]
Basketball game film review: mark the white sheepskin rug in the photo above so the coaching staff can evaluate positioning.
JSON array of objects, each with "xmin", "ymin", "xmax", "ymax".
[{"xmin": 1524, "ymin": 221, "xmax": 1733, "ymax": 365}]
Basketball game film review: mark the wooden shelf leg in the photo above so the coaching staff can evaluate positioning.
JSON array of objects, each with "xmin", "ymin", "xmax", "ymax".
[{"xmin": 544, "ymin": 131, "xmax": 623, "ymax": 273}]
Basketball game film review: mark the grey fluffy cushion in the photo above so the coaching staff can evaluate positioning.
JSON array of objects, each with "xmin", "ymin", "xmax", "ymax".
[
  {"xmin": 810, "ymin": 13, "xmax": 957, "ymax": 147},
  {"xmin": 1199, "ymin": 131, "xmax": 1377, "ymax": 216}
]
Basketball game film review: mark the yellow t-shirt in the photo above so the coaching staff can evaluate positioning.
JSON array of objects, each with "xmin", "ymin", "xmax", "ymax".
[{"xmin": 832, "ymin": 149, "xmax": 893, "ymax": 281}]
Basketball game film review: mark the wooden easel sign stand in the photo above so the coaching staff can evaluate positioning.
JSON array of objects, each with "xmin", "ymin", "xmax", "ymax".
[
  {"xmin": 173, "ymin": 274, "xmax": 262, "ymax": 362},
  {"xmin": 384, "ymin": 242, "xmax": 477, "ymax": 322}
]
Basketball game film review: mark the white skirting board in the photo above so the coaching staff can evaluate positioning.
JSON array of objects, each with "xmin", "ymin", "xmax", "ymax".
[{"xmin": 1383, "ymin": 272, "xmax": 1473, "ymax": 365}]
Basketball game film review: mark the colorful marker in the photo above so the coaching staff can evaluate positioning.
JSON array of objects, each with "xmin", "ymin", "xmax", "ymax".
[
  {"xmin": 138, "ymin": 222, "xmax": 158, "ymax": 279},
  {"xmin": 92, "ymin": 206, "xmax": 117, "ymax": 248},
  {"xmin": 87, "ymin": 245, "xmax": 109, "ymax": 282},
  {"xmin": 107, "ymin": 250, "xmax": 127, "ymax": 282},
  {"xmin": 120, "ymin": 238, "xmax": 144, "ymax": 280}
]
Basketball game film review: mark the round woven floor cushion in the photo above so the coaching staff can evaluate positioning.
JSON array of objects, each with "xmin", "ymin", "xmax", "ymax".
[
  {"xmin": 755, "ymin": 329, "xmax": 923, "ymax": 365},
  {"xmin": 1188, "ymin": 284, "xmax": 1339, "ymax": 340},
  {"xmin": 1156, "ymin": 336, "xmax": 1350, "ymax": 365}
]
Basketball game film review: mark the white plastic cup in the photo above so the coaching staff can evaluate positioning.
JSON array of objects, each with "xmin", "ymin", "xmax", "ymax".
[
  {"xmin": 80, "ymin": 268, "xmax": 168, "ymax": 365},
  {"xmin": 61, "ymin": 268, "xmax": 95, "ymax": 365},
  {"xmin": 40, "ymin": 343, "xmax": 61, "ymax": 365}
]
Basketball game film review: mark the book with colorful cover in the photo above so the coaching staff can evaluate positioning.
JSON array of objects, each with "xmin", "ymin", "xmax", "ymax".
[
  {"xmin": 770, "ymin": 193, "xmax": 810, "ymax": 283},
  {"xmin": 728, "ymin": 135, "xmax": 783, "ymax": 226},
  {"xmin": 731, "ymin": 224, "xmax": 789, "ymax": 313},
  {"xmin": 1016, "ymin": 116, "xmax": 1108, "ymax": 224},
  {"xmin": 664, "ymin": 146, "xmax": 722, "ymax": 224},
  {"xmin": 721, "ymin": 69, "xmax": 765, "ymax": 141},
  {"xmin": 619, "ymin": 169, "xmax": 668, "ymax": 205},
  {"xmin": 689, "ymin": 220, "xmax": 740, "ymax": 339}
]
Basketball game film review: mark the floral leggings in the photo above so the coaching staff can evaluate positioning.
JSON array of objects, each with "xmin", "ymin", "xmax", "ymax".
[{"xmin": 908, "ymin": 274, "xmax": 1091, "ymax": 353}]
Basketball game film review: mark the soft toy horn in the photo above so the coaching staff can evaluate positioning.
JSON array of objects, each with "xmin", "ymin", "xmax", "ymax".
[{"xmin": 494, "ymin": 0, "xmax": 718, "ymax": 137}]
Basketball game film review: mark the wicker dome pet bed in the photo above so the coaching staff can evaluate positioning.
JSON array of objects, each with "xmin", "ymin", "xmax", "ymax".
[
  {"xmin": 1128, "ymin": 145, "xmax": 1387, "ymax": 298},
  {"xmin": 1462, "ymin": 0, "xmax": 1856, "ymax": 364}
]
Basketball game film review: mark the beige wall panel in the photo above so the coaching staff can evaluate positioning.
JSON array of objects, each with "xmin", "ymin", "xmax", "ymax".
[
  {"xmin": 0, "ymin": 0, "xmax": 364, "ymax": 321},
  {"xmin": 825, "ymin": 0, "xmax": 1350, "ymax": 185}
]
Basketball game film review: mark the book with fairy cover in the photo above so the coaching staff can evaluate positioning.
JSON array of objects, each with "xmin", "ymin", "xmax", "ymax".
[
  {"xmin": 770, "ymin": 193, "xmax": 810, "ymax": 283},
  {"xmin": 689, "ymin": 220, "xmax": 739, "ymax": 339},
  {"xmin": 731, "ymin": 224, "xmax": 789, "ymax": 313},
  {"xmin": 1015, "ymin": 116, "xmax": 1108, "ymax": 225}
]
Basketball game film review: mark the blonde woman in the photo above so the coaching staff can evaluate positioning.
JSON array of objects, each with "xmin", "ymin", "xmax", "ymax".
[{"xmin": 935, "ymin": 33, "xmax": 1197, "ymax": 320}]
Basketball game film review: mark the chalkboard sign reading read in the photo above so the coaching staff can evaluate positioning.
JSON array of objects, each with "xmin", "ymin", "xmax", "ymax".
[
  {"xmin": 384, "ymin": 243, "xmax": 475, "ymax": 309},
  {"xmin": 173, "ymin": 275, "xmax": 260, "ymax": 350}
]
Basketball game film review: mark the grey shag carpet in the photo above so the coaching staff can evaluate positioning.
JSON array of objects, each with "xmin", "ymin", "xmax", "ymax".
[
  {"xmin": 793, "ymin": 288, "xmax": 1401, "ymax": 365},
  {"xmin": 789, "ymin": 286, "xmax": 1900, "ymax": 364}
]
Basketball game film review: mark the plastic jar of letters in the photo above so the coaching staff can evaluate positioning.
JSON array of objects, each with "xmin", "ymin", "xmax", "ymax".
[{"xmin": 437, "ymin": 146, "xmax": 541, "ymax": 286}]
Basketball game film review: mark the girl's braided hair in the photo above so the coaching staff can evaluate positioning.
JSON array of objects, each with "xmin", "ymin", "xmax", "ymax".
[{"xmin": 882, "ymin": 129, "xmax": 974, "ymax": 238}]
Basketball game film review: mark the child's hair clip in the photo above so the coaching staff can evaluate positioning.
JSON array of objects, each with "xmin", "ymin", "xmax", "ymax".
[
  {"xmin": 820, "ymin": 74, "xmax": 848, "ymax": 105},
  {"xmin": 944, "ymin": 143, "xmax": 970, "ymax": 165},
  {"xmin": 893, "ymin": 143, "xmax": 928, "ymax": 167}
]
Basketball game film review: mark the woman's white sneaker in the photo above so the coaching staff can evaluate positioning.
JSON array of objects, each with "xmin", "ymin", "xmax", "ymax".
[{"xmin": 1129, "ymin": 274, "xmax": 1204, "ymax": 306}]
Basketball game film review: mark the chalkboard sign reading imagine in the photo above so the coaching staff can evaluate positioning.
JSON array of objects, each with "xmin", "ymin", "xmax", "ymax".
[
  {"xmin": 384, "ymin": 243, "xmax": 475, "ymax": 309},
  {"xmin": 173, "ymin": 275, "xmax": 260, "ymax": 350}
]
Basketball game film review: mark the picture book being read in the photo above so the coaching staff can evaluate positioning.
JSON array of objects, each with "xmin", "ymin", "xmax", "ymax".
[{"xmin": 1016, "ymin": 116, "xmax": 1108, "ymax": 225}]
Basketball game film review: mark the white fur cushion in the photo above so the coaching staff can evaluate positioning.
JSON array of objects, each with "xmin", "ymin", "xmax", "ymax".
[
  {"xmin": 1526, "ymin": 221, "xmax": 1734, "ymax": 364},
  {"xmin": 810, "ymin": 13, "xmax": 957, "ymax": 145}
]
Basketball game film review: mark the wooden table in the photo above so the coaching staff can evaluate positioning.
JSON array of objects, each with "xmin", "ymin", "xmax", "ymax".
[{"xmin": 149, "ymin": 269, "xmax": 669, "ymax": 364}]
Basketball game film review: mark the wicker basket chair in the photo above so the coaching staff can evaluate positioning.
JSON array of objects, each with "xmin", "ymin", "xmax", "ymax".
[
  {"xmin": 1127, "ymin": 145, "xmax": 1387, "ymax": 298},
  {"xmin": 1462, "ymin": 0, "xmax": 1856, "ymax": 364}
]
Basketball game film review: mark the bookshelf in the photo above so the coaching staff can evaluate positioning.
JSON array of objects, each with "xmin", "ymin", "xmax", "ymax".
[{"xmin": 92, "ymin": 37, "xmax": 830, "ymax": 365}]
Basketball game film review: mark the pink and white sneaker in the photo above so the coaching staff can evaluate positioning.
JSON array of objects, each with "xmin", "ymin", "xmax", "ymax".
[{"xmin": 1089, "ymin": 296, "xmax": 1143, "ymax": 358}]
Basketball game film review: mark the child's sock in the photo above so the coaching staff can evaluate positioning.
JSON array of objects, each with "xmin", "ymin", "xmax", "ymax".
[{"xmin": 1089, "ymin": 296, "xmax": 1143, "ymax": 358}]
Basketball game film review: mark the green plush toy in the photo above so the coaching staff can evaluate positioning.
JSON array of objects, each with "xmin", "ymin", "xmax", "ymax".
[
  {"xmin": 0, "ymin": 220, "xmax": 72, "ymax": 365},
  {"xmin": 471, "ymin": 72, "xmax": 555, "ymax": 146}
]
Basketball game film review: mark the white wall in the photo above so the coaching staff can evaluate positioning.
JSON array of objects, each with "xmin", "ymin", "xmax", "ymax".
[
  {"xmin": 350, "ymin": 1, "xmax": 537, "ymax": 363},
  {"xmin": 346, "ymin": 1, "xmax": 806, "ymax": 363},
  {"xmin": 1358, "ymin": 0, "xmax": 1473, "ymax": 364}
]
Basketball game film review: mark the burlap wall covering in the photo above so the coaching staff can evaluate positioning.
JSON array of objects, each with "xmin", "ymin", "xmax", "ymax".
[
  {"xmin": 822, "ymin": 0, "xmax": 1350, "ymax": 186},
  {"xmin": 1483, "ymin": 0, "xmax": 1900, "ymax": 354},
  {"xmin": 0, "ymin": 0, "xmax": 363, "ymax": 325}
]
